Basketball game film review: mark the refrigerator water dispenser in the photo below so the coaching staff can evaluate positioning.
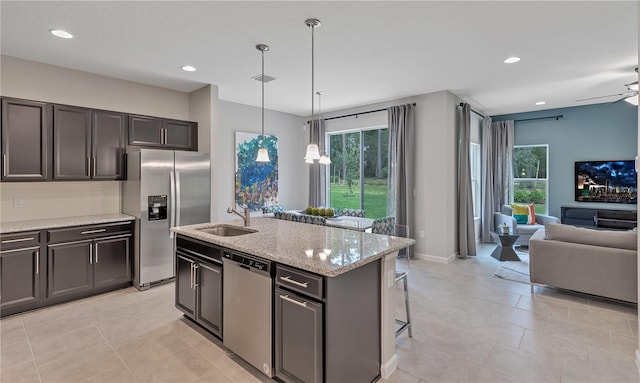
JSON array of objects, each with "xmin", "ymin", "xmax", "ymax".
[{"xmin": 148, "ymin": 195, "xmax": 167, "ymax": 221}]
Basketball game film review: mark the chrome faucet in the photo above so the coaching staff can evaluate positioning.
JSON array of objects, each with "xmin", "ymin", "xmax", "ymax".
[{"xmin": 227, "ymin": 206, "xmax": 251, "ymax": 227}]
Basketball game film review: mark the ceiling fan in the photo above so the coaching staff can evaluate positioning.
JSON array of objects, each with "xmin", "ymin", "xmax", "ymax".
[{"xmin": 576, "ymin": 67, "xmax": 638, "ymax": 106}]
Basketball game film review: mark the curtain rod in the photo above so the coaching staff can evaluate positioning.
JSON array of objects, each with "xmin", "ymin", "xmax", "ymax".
[
  {"xmin": 458, "ymin": 103, "xmax": 486, "ymax": 119},
  {"xmin": 515, "ymin": 115, "xmax": 563, "ymax": 123},
  {"xmin": 322, "ymin": 102, "xmax": 416, "ymax": 121}
]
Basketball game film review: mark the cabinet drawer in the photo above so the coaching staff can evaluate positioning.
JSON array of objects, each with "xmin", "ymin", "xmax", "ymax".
[
  {"xmin": 48, "ymin": 222, "xmax": 133, "ymax": 244},
  {"xmin": 0, "ymin": 231, "xmax": 41, "ymax": 251},
  {"xmin": 176, "ymin": 236, "xmax": 223, "ymax": 264},
  {"xmin": 276, "ymin": 265, "xmax": 323, "ymax": 300}
]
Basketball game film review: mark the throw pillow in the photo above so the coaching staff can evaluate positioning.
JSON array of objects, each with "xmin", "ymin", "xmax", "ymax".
[
  {"xmin": 511, "ymin": 204, "xmax": 531, "ymax": 224},
  {"xmin": 527, "ymin": 203, "xmax": 537, "ymax": 225}
]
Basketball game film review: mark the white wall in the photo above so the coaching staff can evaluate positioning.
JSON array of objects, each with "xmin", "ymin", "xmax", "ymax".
[
  {"xmin": 215, "ymin": 100, "xmax": 307, "ymax": 222},
  {"xmin": 0, "ymin": 55, "xmax": 190, "ymax": 119}
]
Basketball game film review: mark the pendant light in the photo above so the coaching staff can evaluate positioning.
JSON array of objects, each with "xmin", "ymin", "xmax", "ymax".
[
  {"xmin": 317, "ymin": 91, "xmax": 331, "ymax": 165},
  {"xmin": 255, "ymin": 44, "xmax": 270, "ymax": 163},
  {"xmin": 304, "ymin": 18, "xmax": 321, "ymax": 163}
]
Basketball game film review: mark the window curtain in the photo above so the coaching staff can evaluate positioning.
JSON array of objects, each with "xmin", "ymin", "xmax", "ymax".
[
  {"xmin": 481, "ymin": 118, "xmax": 514, "ymax": 243},
  {"xmin": 457, "ymin": 104, "xmax": 476, "ymax": 258},
  {"xmin": 308, "ymin": 118, "xmax": 327, "ymax": 207},
  {"xmin": 387, "ymin": 104, "xmax": 415, "ymax": 256}
]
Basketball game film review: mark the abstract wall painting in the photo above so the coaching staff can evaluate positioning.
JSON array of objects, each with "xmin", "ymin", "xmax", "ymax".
[{"xmin": 234, "ymin": 132, "xmax": 279, "ymax": 211}]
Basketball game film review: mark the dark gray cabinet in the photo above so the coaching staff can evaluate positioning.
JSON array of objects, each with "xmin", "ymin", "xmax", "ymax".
[
  {"xmin": 1, "ymin": 98, "xmax": 52, "ymax": 181},
  {"xmin": 46, "ymin": 221, "xmax": 133, "ymax": 305},
  {"xmin": 53, "ymin": 105, "xmax": 92, "ymax": 180},
  {"xmin": 92, "ymin": 110, "xmax": 127, "ymax": 180},
  {"xmin": 175, "ymin": 236, "xmax": 223, "ymax": 337},
  {"xmin": 129, "ymin": 115, "xmax": 197, "ymax": 150},
  {"xmin": 47, "ymin": 241, "xmax": 94, "ymax": 298},
  {"xmin": 275, "ymin": 287, "xmax": 323, "ymax": 383},
  {"xmin": 0, "ymin": 231, "xmax": 45, "ymax": 316},
  {"xmin": 53, "ymin": 105, "xmax": 126, "ymax": 180},
  {"xmin": 275, "ymin": 260, "xmax": 381, "ymax": 383}
]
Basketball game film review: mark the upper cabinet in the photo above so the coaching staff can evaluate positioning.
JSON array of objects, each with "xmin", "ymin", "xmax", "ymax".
[
  {"xmin": 129, "ymin": 114, "xmax": 197, "ymax": 151},
  {"xmin": 1, "ymin": 98, "xmax": 52, "ymax": 181},
  {"xmin": 52, "ymin": 105, "xmax": 126, "ymax": 180}
]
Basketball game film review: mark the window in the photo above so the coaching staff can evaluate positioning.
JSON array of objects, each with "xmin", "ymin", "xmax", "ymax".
[
  {"xmin": 512, "ymin": 144, "xmax": 548, "ymax": 214},
  {"xmin": 327, "ymin": 126, "xmax": 388, "ymax": 219},
  {"xmin": 470, "ymin": 143, "xmax": 481, "ymax": 219}
]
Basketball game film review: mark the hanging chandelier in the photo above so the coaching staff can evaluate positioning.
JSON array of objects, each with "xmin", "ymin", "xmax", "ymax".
[
  {"xmin": 255, "ymin": 43, "xmax": 270, "ymax": 163},
  {"xmin": 304, "ymin": 18, "xmax": 322, "ymax": 164}
]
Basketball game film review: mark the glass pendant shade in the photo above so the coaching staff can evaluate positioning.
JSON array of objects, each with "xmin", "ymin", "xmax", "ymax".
[
  {"xmin": 305, "ymin": 144, "xmax": 320, "ymax": 161},
  {"xmin": 624, "ymin": 95, "xmax": 638, "ymax": 106},
  {"xmin": 256, "ymin": 147, "xmax": 270, "ymax": 162},
  {"xmin": 319, "ymin": 155, "xmax": 331, "ymax": 165}
]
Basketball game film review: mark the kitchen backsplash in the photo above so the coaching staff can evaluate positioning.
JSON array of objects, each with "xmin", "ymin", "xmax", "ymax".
[{"xmin": 0, "ymin": 181, "xmax": 121, "ymax": 222}]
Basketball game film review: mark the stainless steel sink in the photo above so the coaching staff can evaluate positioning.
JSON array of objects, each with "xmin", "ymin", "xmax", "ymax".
[{"xmin": 197, "ymin": 225, "xmax": 257, "ymax": 237}]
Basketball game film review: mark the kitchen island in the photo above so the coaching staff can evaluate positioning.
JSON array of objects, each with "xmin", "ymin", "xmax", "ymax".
[{"xmin": 172, "ymin": 217, "xmax": 414, "ymax": 382}]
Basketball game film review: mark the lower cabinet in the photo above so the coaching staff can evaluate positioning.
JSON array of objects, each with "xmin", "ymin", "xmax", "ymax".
[
  {"xmin": 175, "ymin": 236, "xmax": 223, "ymax": 337},
  {"xmin": 0, "ymin": 240, "xmax": 45, "ymax": 315},
  {"xmin": 47, "ymin": 234, "xmax": 131, "ymax": 300},
  {"xmin": 275, "ymin": 287, "xmax": 323, "ymax": 383},
  {"xmin": 0, "ymin": 222, "xmax": 134, "ymax": 317}
]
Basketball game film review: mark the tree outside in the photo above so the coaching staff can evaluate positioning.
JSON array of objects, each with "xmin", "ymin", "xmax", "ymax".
[
  {"xmin": 513, "ymin": 145, "xmax": 548, "ymax": 213},
  {"xmin": 328, "ymin": 128, "xmax": 389, "ymax": 219}
]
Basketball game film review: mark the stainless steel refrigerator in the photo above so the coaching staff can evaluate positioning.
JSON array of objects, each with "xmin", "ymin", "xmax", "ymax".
[{"xmin": 122, "ymin": 149, "xmax": 210, "ymax": 290}]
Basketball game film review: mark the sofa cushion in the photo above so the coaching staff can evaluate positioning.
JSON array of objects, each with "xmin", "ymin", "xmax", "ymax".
[{"xmin": 544, "ymin": 222, "xmax": 637, "ymax": 251}]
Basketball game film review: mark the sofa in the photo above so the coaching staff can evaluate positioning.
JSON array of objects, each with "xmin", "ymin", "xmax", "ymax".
[
  {"xmin": 529, "ymin": 223, "xmax": 637, "ymax": 303},
  {"xmin": 494, "ymin": 205, "xmax": 560, "ymax": 246}
]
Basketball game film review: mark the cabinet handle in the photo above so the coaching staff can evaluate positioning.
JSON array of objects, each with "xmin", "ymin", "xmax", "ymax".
[
  {"xmin": 2, "ymin": 237, "xmax": 35, "ymax": 244},
  {"xmin": 280, "ymin": 294, "xmax": 307, "ymax": 308},
  {"xmin": 190, "ymin": 263, "xmax": 194, "ymax": 289},
  {"xmin": 280, "ymin": 276, "xmax": 309, "ymax": 288},
  {"xmin": 87, "ymin": 158, "xmax": 90, "ymax": 177},
  {"xmin": 2, "ymin": 154, "xmax": 7, "ymax": 177},
  {"xmin": 93, "ymin": 157, "xmax": 97, "ymax": 177},
  {"xmin": 35, "ymin": 250, "xmax": 39, "ymax": 274},
  {"xmin": 161, "ymin": 128, "xmax": 165, "ymax": 145},
  {"xmin": 193, "ymin": 264, "xmax": 198, "ymax": 288},
  {"xmin": 81, "ymin": 229, "xmax": 107, "ymax": 235},
  {"xmin": 89, "ymin": 245, "xmax": 93, "ymax": 264},
  {"xmin": 95, "ymin": 243, "xmax": 99, "ymax": 263}
]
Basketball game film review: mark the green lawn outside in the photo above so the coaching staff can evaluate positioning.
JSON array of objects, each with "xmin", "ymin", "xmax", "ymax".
[{"xmin": 329, "ymin": 180, "xmax": 388, "ymax": 219}]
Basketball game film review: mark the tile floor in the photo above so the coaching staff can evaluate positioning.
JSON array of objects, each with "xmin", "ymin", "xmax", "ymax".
[{"xmin": 1, "ymin": 243, "xmax": 638, "ymax": 383}]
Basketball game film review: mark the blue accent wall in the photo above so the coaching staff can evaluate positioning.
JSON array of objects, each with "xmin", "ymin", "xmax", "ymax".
[{"xmin": 493, "ymin": 102, "xmax": 638, "ymax": 218}]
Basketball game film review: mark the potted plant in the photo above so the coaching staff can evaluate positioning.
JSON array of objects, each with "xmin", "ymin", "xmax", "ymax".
[{"xmin": 500, "ymin": 223, "xmax": 510, "ymax": 235}]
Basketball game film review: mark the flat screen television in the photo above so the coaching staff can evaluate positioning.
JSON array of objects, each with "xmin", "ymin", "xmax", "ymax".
[{"xmin": 575, "ymin": 160, "xmax": 637, "ymax": 204}]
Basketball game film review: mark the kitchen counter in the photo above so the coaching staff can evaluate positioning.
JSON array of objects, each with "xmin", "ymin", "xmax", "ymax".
[
  {"xmin": 171, "ymin": 217, "xmax": 415, "ymax": 277},
  {"xmin": 0, "ymin": 213, "xmax": 135, "ymax": 234}
]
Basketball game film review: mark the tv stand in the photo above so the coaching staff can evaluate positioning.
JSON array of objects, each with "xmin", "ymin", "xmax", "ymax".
[{"xmin": 561, "ymin": 206, "xmax": 637, "ymax": 230}]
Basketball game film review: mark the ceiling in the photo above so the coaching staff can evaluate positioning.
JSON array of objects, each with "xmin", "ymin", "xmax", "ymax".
[{"xmin": 1, "ymin": 1, "xmax": 638, "ymax": 116}]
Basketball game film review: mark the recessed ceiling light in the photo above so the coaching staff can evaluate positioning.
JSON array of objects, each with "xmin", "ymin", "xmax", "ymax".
[
  {"xmin": 50, "ymin": 29, "xmax": 73, "ymax": 39},
  {"xmin": 535, "ymin": 101, "xmax": 546, "ymax": 105},
  {"xmin": 181, "ymin": 65, "xmax": 196, "ymax": 72},
  {"xmin": 504, "ymin": 57, "xmax": 521, "ymax": 64}
]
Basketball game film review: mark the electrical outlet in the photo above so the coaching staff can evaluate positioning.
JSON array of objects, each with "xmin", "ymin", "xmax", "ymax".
[
  {"xmin": 419, "ymin": 230, "xmax": 425, "ymax": 238},
  {"xmin": 13, "ymin": 198, "xmax": 23, "ymax": 208},
  {"xmin": 99, "ymin": 193, "xmax": 106, "ymax": 203}
]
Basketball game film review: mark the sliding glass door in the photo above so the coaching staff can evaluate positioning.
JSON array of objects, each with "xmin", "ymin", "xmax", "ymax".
[{"xmin": 327, "ymin": 126, "xmax": 388, "ymax": 219}]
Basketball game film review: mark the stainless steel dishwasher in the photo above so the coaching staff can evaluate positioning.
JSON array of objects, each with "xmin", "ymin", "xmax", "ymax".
[{"xmin": 222, "ymin": 251, "xmax": 273, "ymax": 378}]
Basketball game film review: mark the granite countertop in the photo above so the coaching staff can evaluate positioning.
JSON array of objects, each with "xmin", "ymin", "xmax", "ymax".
[
  {"xmin": 172, "ymin": 217, "xmax": 415, "ymax": 277},
  {"xmin": 0, "ymin": 213, "xmax": 136, "ymax": 234}
]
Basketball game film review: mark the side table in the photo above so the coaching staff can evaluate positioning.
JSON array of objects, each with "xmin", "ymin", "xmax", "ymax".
[{"xmin": 490, "ymin": 232, "xmax": 521, "ymax": 261}]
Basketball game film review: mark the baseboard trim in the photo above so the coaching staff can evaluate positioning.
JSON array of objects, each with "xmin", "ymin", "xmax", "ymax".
[
  {"xmin": 414, "ymin": 252, "xmax": 455, "ymax": 263},
  {"xmin": 380, "ymin": 353, "xmax": 398, "ymax": 379}
]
